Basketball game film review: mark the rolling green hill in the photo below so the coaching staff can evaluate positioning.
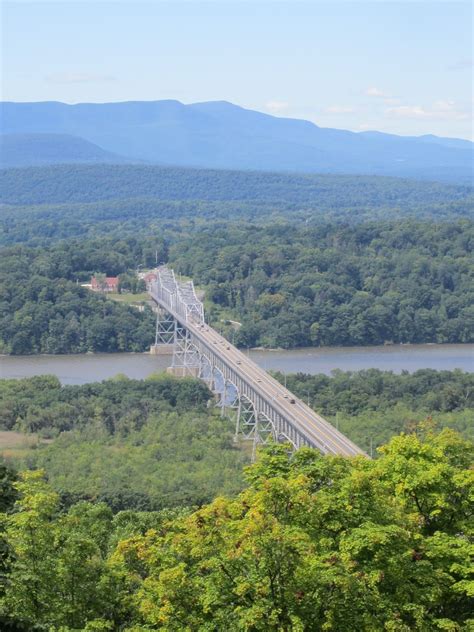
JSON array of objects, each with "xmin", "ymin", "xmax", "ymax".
[{"xmin": 1, "ymin": 163, "xmax": 471, "ymax": 209}]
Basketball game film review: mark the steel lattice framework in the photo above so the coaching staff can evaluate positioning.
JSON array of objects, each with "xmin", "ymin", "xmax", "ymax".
[{"xmin": 148, "ymin": 266, "xmax": 366, "ymax": 458}]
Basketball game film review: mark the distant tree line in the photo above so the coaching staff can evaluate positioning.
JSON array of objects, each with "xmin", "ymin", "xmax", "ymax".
[{"xmin": 2, "ymin": 163, "xmax": 471, "ymax": 207}]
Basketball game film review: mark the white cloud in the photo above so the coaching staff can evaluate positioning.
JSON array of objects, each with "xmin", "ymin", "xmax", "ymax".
[
  {"xmin": 265, "ymin": 100, "xmax": 289, "ymax": 114},
  {"xmin": 366, "ymin": 87, "xmax": 389, "ymax": 98},
  {"xmin": 45, "ymin": 73, "xmax": 117, "ymax": 84},
  {"xmin": 386, "ymin": 101, "xmax": 470, "ymax": 121},
  {"xmin": 324, "ymin": 105, "xmax": 355, "ymax": 114}
]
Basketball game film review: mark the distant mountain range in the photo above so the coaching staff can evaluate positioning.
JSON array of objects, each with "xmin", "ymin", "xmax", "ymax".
[
  {"xmin": 0, "ymin": 133, "xmax": 128, "ymax": 168},
  {"xmin": 1, "ymin": 100, "xmax": 472, "ymax": 183}
]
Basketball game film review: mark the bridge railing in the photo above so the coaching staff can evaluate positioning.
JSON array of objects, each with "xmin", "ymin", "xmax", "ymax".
[{"xmin": 151, "ymin": 267, "xmax": 205, "ymax": 325}]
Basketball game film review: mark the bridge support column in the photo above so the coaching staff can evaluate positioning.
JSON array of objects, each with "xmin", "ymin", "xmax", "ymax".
[
  {"xmin": 221, "ymin": 380, "xmax": 239, "ymax": 420},
  {"xmin": 251, "ymin": 411, "xmax": 277, "ymax": 460},
  {"xmin": 234, "ymin": 395, "xmax": 257, "ymax": 443},
  {"xmin": 198, "ymin": 354, "xmax": 213, "ymax": 389},
  {"xmin": 168, "ymin": 321, "xmax": 201, "ymax": 377},
  {"xmin": 150, "ymin": 309, "xmax": 175, "ymax": 355}
]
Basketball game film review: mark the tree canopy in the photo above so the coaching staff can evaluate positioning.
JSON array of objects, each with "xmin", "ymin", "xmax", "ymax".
[{"xmin": 0, "ymin": 429, "xmax": 472, "ymax": 630}]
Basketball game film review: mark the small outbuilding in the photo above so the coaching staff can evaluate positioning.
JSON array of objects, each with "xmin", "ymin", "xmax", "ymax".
[{"xmin": 90, "ymin": 276, "xmax": 119, "ymax": 293}]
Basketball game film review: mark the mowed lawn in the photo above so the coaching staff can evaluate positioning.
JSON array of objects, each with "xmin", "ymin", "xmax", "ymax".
[{"xmin": 106, "ymin": 292, "xmax": 150, "ymax": 305}]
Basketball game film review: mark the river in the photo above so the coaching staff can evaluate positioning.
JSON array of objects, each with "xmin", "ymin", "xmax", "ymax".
[{"xmin": 1, "ymin": 344, "xmax": 472, "ymax": 385}]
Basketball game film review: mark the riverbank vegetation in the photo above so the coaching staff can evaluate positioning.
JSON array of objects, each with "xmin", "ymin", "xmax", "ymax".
[
  {"xmin": 172, "ymin": 220, "xmax": 474, "ymax": 348},
  {"xmin": 0, "ymin": 374, "xmax": 247, "ymax": 510},
  {"xmin": 0, "ymin": 428, "xmax": 472, "ymax": 630},
  {"xmin": 273, "ymin": 368, "xmax": 474, "ymax": 453},
  {"xmin": 0, "ymin": 243, "xmax": 156, "ymax": 354},
  {"xmin": 1, "ymin": 218, "xmax": 473, "ymax": 353},
  {"xmin": 1, "ymin": 370, "xmax": 472, "ymax": 509},
  {"xmin": 1, "ymin": 162, "xmax": 473, "ymax": 354}
]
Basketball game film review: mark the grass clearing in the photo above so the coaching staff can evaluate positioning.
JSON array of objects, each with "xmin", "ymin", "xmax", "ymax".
[{"xmin": 106, "ymin": 292, "xmax": 150, "ymax": 305}]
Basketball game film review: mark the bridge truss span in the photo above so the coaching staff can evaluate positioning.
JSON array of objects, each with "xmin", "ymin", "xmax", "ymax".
[{"xmin": 148, "ymin": 266, "xmax": 366, "ymax": 458}]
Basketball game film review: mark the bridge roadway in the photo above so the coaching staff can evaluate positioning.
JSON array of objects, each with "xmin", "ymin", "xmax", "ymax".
[{"xmin": 149, "ymin": 285, "xmax": 365, "ymax": 458}]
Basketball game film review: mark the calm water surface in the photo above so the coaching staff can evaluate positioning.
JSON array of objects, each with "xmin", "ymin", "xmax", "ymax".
[{"xmin": 1, "ymin": 344, "xmax": 472, "ymax": 385}]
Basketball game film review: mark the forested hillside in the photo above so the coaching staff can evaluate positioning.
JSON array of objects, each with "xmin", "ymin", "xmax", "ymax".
[
  {"xmin": 0, "ymin": 374, "xmax": 248, "ymax": 510},
  {"xmin": 1, "ymin": 164, "xmax": 472, "ymax": 209},
  {"xmin": 1, "ymin": 217, "xmax": 473, "ymax": 353},
  {"xmin": 0, "ymin": 242, "xmax": 156, "ymax": 354},
  {"xmin": 1, "ymin": 165, "xmax": 472, "ymax": 354},
  {"xmin": 172, "ymin": 220, "xmax": 474, "ymax": 348},
  {"xmin": 1, "ymin": 429, "xmax": 472, "ymax": 630}
]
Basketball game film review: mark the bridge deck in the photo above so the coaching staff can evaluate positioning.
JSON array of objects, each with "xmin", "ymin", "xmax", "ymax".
[{"xmin": 150, "ymin": 284, "xmax": 365, "ymax": 458}]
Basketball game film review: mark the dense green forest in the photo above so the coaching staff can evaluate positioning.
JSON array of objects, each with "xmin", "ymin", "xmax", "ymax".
[
  {"xmin": 1, "ymin": 162, "xmax": 473, "ymax": 353},
  {"xmin": 1, "ymin": 429, "xmax": 472, "ymax": 630},
  {"xmin": 1, "ymin": 369, "xmax": 472, "ymax": 506},
  {"xmin": 1, "ymin": 163, "xmax": 473, "ymax": 629},
  {"xmin": 1, "ymin": 219, "xmax": 473, "ymax": 353},
  {"xmin": 171, "ymin": 220, "xmax": 474, "ymax": 348},
  {"xmin": 0, "ymin": 374, "xmax": 248, "ymax": 510},
  {"xmin": 0, "ymin": 241, "xmax": 156, "ymax": 354},
  {"xmin": 1, "ymin": 164, "xmax": 471, "ymax": 208},
  {"xmin": 2, "ymin": 171, "xmax": 472, "ymax": 248}
]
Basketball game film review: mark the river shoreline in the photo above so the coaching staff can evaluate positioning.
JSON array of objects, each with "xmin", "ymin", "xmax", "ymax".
[
  {"xmin": 1, "ymin": 343, "xmax": 472, "ymax": 385},
  {"xmin": 1, "ymin": 341, "xmax": 472, "ymax": 359}
]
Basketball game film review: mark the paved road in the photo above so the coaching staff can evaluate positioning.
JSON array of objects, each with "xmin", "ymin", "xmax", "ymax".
[{"xmin": 150, "ymin": 288, "xmax": 365, "ymax": 457}]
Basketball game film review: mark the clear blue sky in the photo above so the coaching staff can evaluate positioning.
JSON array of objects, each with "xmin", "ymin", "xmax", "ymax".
[{"xmin": 2, "ymin": 1, "xmax": 473, "ymax": 139}]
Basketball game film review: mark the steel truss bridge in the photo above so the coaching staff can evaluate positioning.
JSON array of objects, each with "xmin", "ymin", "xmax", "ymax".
[{"xmin": 149, "ymin": 267, "xmax": 365, "ymax": 458}]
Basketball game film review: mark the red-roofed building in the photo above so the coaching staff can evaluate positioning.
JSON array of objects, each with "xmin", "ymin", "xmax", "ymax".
[
  {"xmin": 91, "ymin": 276, "xmax": 119, "ymax": 293},
  {"xmin": 143, "ymin": 271, "xmax": 158, "ymax": 287}
]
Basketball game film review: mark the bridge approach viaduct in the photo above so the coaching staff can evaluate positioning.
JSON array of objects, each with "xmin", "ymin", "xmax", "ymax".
[{"xmin": 148, "ymin": 267, "xmax": 365, "ymax": 458}]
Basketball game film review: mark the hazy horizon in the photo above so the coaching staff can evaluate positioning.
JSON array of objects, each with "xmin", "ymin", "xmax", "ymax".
[{"xmin": 2, "ymin": 1, "xmax": 472, "ymax": 140}]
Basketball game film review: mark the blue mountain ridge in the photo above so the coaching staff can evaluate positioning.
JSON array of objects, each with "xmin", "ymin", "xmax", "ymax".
[
  {"xmin": 0, "ymin": 133, "xmax": 131, "ymax": 167},
  {"xmin": 1, "ymin": 100, "xmax": 472, "ymax": 183}
]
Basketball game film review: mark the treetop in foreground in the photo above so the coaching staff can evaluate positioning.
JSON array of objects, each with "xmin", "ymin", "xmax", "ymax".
[{"xmin": 1, "ymin": 428, "xmax": 472, "ymax": 631}]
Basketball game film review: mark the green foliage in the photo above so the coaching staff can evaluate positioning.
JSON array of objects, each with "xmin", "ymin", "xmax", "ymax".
[
  {"xmin": 23, "ymin": 410, "xmax": 249, "ymax": 512},
  {"xmin": 273, "ymin": 368, "xmax": 474, "ymax": 452},
  {"xmin": 0, "ymin": 465, "xmax": 17, "ymax": 513},
  {"xmin": 2, "ymin": 431, "xmax": 468, "ymax": 630},
  {"xmin": 0, "ymin": 375, "xmax": 248, "ymax": 511},
  {"xmin": 2, "ymin": 370, "xmax": 472, "ymax": 509},
  {"xmin": 0, "ymin": 471, "xmax": 120, "ymax": 630},
  {"xmin": 113, "ymin": 431, "xmax": 472, "ymax": 630},
  {"xmin": 0, "ymin": 242, "xmax": 156, "ymax": 354},
  {"xmin": 171, "ymin": 220, "xmax": 474, "ymax": 348},
  {"xmin": 0, "ymin": 374, "xmax": 211, "ymax": 435},
  {"xmin": 1, "ymin": 164, "xmax": 471, "ymax": 211},
  {"xmin": 275, "ymin": 368, "xmax": 474, "ymax": 417}
]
